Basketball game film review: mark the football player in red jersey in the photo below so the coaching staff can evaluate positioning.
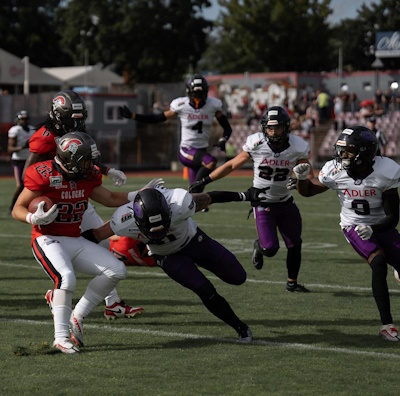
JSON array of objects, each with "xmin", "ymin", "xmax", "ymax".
[
  {"xmin": 12, "ymin": 132, "xmax": 140, "ymax": 354},
  {"xmin": 23, "ymin": 90, "xmax": 143, "ymax": 320},
  {"xmin": 110, "ymin": 236, "xmax": 156, "ymax": 267}
]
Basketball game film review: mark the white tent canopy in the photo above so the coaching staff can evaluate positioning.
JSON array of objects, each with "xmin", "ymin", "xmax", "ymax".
[
  {"xmin": 0, "ymin": 48, "xmax": 62, "ymax": 86},
  {"xmin": 44, "ymin": 65, "xmax": 123, "ymax": 91}
]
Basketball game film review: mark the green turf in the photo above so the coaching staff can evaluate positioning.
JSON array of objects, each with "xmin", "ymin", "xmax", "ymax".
[{"xmin": 0, "ymin": 175, "xmax": 399, "ymax": 396}]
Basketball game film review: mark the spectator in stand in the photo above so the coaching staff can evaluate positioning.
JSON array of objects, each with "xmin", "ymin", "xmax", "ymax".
[
  {"xmin": 316, "ymin": 89, "xmax": 331, "ymax": 122},
  {"xmin": 349, "ymin": 92, "xmax": 359, "ymax": 114},
  {"xmin": 367, "ymin": 116, "xmax": 387, "ymax": 156},
  {"xmin": 383, "ymin": 89, "xmax": 393, "ymax": 114},
  {"xmin": 7, "ymin": 110, "xmax": 35, "ymax": 214}
]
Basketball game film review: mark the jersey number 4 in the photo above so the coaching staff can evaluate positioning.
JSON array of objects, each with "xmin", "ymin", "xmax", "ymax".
[{"xmin": 192, "ymin": 121, "xmax": 203, "ymax": 134}]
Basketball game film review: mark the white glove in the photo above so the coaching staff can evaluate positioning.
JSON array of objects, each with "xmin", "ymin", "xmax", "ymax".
[
  {"xmin": 107, "ymin": 168, "xmax": 127, "ymax": 187},
  {"xmin": 26, "ymin": 201, "xmax": 59, "ymax": 225},
  {"xmin": 355, "ymin": 225, "xmax": 373, "ymax": 240},
  {"xmin": 293, "ymin": 163, "xmax": 311, "ymax": 180},
  {"xmin": 143, "ymin": 178, "xmax": 164, "ymax": 189}
]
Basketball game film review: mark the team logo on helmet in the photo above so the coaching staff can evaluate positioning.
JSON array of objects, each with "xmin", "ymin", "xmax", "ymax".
[
  {"xmin": 52, "ymin": 95, "xmax": 66, "ymax": 110},
  {"xmin": 59, "ymin": 138, "xmax": 82, "ymax": 155}
]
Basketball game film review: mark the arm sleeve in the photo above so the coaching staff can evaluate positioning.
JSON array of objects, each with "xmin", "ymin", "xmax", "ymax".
[
  {"xmin": 216, "ymin": 114, "xmax": 232, "ymax": 140},
  {"xmin": 135, "ymin": 113, "xmax": 167, "ymax": 124},
  {"xmin": 207, "ymin": 191, "xmax": 245, "ymax": 203}
]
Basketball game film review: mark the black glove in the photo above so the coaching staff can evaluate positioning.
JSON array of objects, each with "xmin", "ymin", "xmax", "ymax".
[
  {"xmin": 214, "ymin": 137, "xmax": 227, "ymax": 152},
  {"xmin": 119, "ymin": 105, "xmax": 132, "ymax": 119},
  {"xmin": 286, "ymin": 177, "xmax": 298, "ymax": 191},
  {"xmin": 81, "ymin": 229, "xmax": 99, "ymax": 244},
  {"xmin": 189, "ymin": 176, "xmax": 212, "ymax": 193},
  {"xmin": 243, "ymin": 186, "xmax": 270, "ymax": 202}
]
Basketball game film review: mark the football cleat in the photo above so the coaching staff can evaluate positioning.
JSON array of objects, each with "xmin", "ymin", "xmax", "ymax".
[
  {"xmin": 392, "ymin": 267, "xmax": 400, "ymax": 286},
  {"xmin": 237, "ymin": 327, "xmax": 253, "ymax": 344},
  {"xmin": 69, "ymin": 312, "xmax": 84, "ymax": 347},
  {"xmin": 53, "ymin": 338, "xmax": 80, "ymax": 354},
  {"xmin": 286, "ymin": 282, "xmax": 311, "ymax": 293},
  {"xmin": 104, "ymin": 300, "xmax": 144, "ymax": 320},
  {"xmin": 45, "ymin": 289, "xmax": 54, "ymax": 315},
  {"xmin": 380, "ymin": 324, "xmax": 400, "ymax": 341},
  {"xmin": 252, "ymin": 239, "xmax": 264, "ymax": 270}
]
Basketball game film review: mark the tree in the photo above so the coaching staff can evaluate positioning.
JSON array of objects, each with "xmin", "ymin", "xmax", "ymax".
[
  {"xmin": 0, "ymin": 0, "xmax": 72, "ymax": 66},
  {"xmin": 56, "ymin": 0, "xmax": 213, "ymax": 82},
  {"xmin": 200, "ymin": 0, "xmax": 335, "ymax": 73},
  {"xmin": 335, "ymin": 0, "xmax": 400, "ymax": 71}
]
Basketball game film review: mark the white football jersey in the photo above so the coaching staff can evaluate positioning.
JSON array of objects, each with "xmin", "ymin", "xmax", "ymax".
[
  {"xmin": 170, "ymin": 96, "xmax": 222, "ymax": 149},
  {"xmin": 319, "ymin": 156, "xmax": 400, "ymax": 227},
  {"xmin": 243, "ymin": 132, "xmax": 310, "ymax": 202},
  {"xmin": 8, "ymin": 124, "xmax": 35, "ymax": 160},
  {"xmin": 110, "ymin": 187, "xmax": 198, "ymax": 256}
]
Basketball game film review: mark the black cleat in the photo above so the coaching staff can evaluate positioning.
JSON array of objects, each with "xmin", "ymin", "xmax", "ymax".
[
  {"xmin": 286, "ymin": 282, "xmax": 311, "ymax": 293},
  {"xmin": 237, "ymin": 327, "xmax": 253, "ymax": 344},
  {"xmin": 252, "ymin": 239, "xmax": 264, "ymax": 270}
]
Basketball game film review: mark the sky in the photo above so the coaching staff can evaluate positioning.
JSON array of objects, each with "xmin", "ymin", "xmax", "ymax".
[{"xmin": 202, "ymin": 0, "xmax": 376, "ymax": 24}]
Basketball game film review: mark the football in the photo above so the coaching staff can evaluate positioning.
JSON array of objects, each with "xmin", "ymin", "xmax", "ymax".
[{"xmin": 28, "ymin": 196, "xmax": 54, "ymax": 213}]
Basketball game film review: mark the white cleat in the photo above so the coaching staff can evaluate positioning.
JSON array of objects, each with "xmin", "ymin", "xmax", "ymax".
[
  {"xmin": 69, "ymin": 312, "xmax": 84, "ymax": 347},
  {"xmin": 237, "ymin": 327, "xmax": 253, "ymax": 344},
  {"xmin": 380, "ymin": 324, "xmax": 400, "ymax": 341},
  {"xmin": 53, "ymin": 338, "xmax": 80, "ymax": 354}
]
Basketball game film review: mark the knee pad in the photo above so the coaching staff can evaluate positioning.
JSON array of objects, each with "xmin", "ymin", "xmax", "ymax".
[
  {"xmin": 262, "ymin": 247, "xmax": 279, "ymax": 257},
  {"xmin": 195, "ymin": 282, "xmax": 216, "ymax": 301},
  {"xmin": 61, "ymin": 271, "xmax": 77, "ymax": 292}
]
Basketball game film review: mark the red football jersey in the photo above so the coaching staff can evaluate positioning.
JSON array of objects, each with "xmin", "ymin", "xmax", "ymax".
[
  {"xmin": 29, "ymin": 126, "xmax": 58, "ymax": 157},
  {"xmin": 24, "ymin": 160, "xmax": 102, "ymax": 240}
]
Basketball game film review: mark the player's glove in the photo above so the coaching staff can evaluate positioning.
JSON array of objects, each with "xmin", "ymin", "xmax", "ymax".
[
  {"xmin": 293, "ymin": 163, "xmax": 311, "ymax": 180},
  {"xmin": 214, "ymin": 137, "xmax": 227, "ymax": 152},
  {"xmin": 107, "ymin": 168, "xmax": 127, "ymax": 187},
  {"xmin": 286, "ymin": 177, "xmax": 298, "ymax": 190},
  {"xmin": 243, "ymin": 187, "xmax": 270, "ymax": 202},
  {"xmin": 142, "ymin": 178, "xmax": 164, "ymax": 189},
  {"xmin": 119, "ymin": 105, "xmax": 132, "ymax": 119},
  {"xmin": 355, "ymin": 225, "xmax": 373, "ymax": 240},
  {"xmin": 26, "ymin": 201, "xmax": 59, "ymax": 226},
  {"xmin": 189, "ymin": 176, "xmax": 212, "ymax": 193}
]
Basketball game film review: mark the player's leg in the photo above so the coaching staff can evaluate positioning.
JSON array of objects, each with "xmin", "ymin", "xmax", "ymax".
[
  {"xmin": 9, "ymin": 160, "xmax": 24, "ymax": 214},
  {"xmin": 81, "ymin": 203, "xmax": 142, "ymax": 319},
  {"xmin": 252, "ymin": 206, "xmax": 280, "ymax": 270},
  {"xmin": 278, "ymin": 200, "xmax": 309, "ymax": 292},
  {"xmin": 32, "ymin": 235, "xmax": 80, "ymax": 353},
  {"xmin": 156, "ymin": 245, "xmax": 251, "ymax": 343},
  {"xmin": 343, "ymin": 227, "xmax": 399, "ymax": 341}
]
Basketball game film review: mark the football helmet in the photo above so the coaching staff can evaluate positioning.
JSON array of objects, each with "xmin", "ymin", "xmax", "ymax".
[
  {"xmin": 260, "ymin": 106, "xmax": 291, "ymax": 144},
  {"xmin": 186, "ymin": 74, "xmax": 209, "ymax": 109},
  {"xmin": 50, "ymin": 90, "xmax": 87, "ymax": 135},
  {"xmin": 55, "ymin": 131, "xmax": 100, "ymax": 178},
  {"xmin": 15, "ymin": 110, "xmax": 29, "ymax": 124},
  {"xmin": 133, "ymin": 188, "xmax": 171, "ymax": 241},
  {"xmin": 334, "ymin": 126, "xmax": 377, "ymax": 171}
]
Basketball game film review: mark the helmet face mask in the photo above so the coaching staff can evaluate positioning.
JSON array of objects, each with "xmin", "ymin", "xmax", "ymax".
[
  {"xmin": 50, "ymin": 90, "xmax": 87, "ymax": 135},
  {"xmin": 260, "ymin": 106, "xmax": 291, "ymax": 145},
  {"xmin": 55, "ymin": 131, "xmax": 99, "ymax": 178},
  {"xmin": 186, "ymin": 74, "xmax": 209, "ymax": 109},
  {"xmin": 133, "ymin": 188, "xmax": 171, "ymax": 241},
  {"xmin": 334, "ymin": 126, "xmax": 378, "ymax": 172}
]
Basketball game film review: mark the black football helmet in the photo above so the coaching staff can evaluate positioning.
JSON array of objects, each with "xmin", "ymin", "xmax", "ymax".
[
  {"xmin": 55, "ymin": 131, "xmax": 100, "ymax": 178},
  {"xmin": 133, "ymin": 188, "xmax": 171, "ymax": 241},
  {"xmin": 260, "ymin": 106, "xmax": 291, "ymax": 144},
  {"xmin": 334, "ymin": 126, "xmax": 377, "ymax": 171},
  {"xmin": 186, "ymin": 74, "xmax": 209, "ymax": 109},
  {"xmin": 15, "ymin": 110, "xmax": 30, "ymax": 130},
  {"xmin": 50, "ymin": 90, "xmax": 87, "ymax": 135}
]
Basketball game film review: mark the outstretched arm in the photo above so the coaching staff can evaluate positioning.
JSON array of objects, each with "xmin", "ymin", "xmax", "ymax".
[
  {"xmin": 293, "ymin": 163, "xmax": 329, "ymax": 196},
  {"xmin": 119, "ymin": 105, "xmax": 176, "ymax": 123}
]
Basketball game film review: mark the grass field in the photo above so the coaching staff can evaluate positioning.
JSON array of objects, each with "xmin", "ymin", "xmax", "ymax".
[{"xmin": 0, "ymin": 173, "xmax": 399, "ymax": 395}]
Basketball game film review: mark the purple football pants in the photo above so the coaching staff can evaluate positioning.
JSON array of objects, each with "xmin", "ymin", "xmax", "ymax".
[
  {"xmin": 342, "ymin": 226, "xmax": 400, "ymax": 272},
  {"xmin": 254, "ymin": 198, "xmax": 302, "ymax": 250},
  {"xmin": 179, "ymin": 147, "xmax": 216, "ymax": 185},
  {"xmin": 154, "ymin": 228, "xmax": 246, "ymax": 292}
]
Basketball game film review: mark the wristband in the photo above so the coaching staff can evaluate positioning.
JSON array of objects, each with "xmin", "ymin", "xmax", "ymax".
[{"xmin": 26, "ymin": 212, "xmax": 33, "ymax": 224}]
